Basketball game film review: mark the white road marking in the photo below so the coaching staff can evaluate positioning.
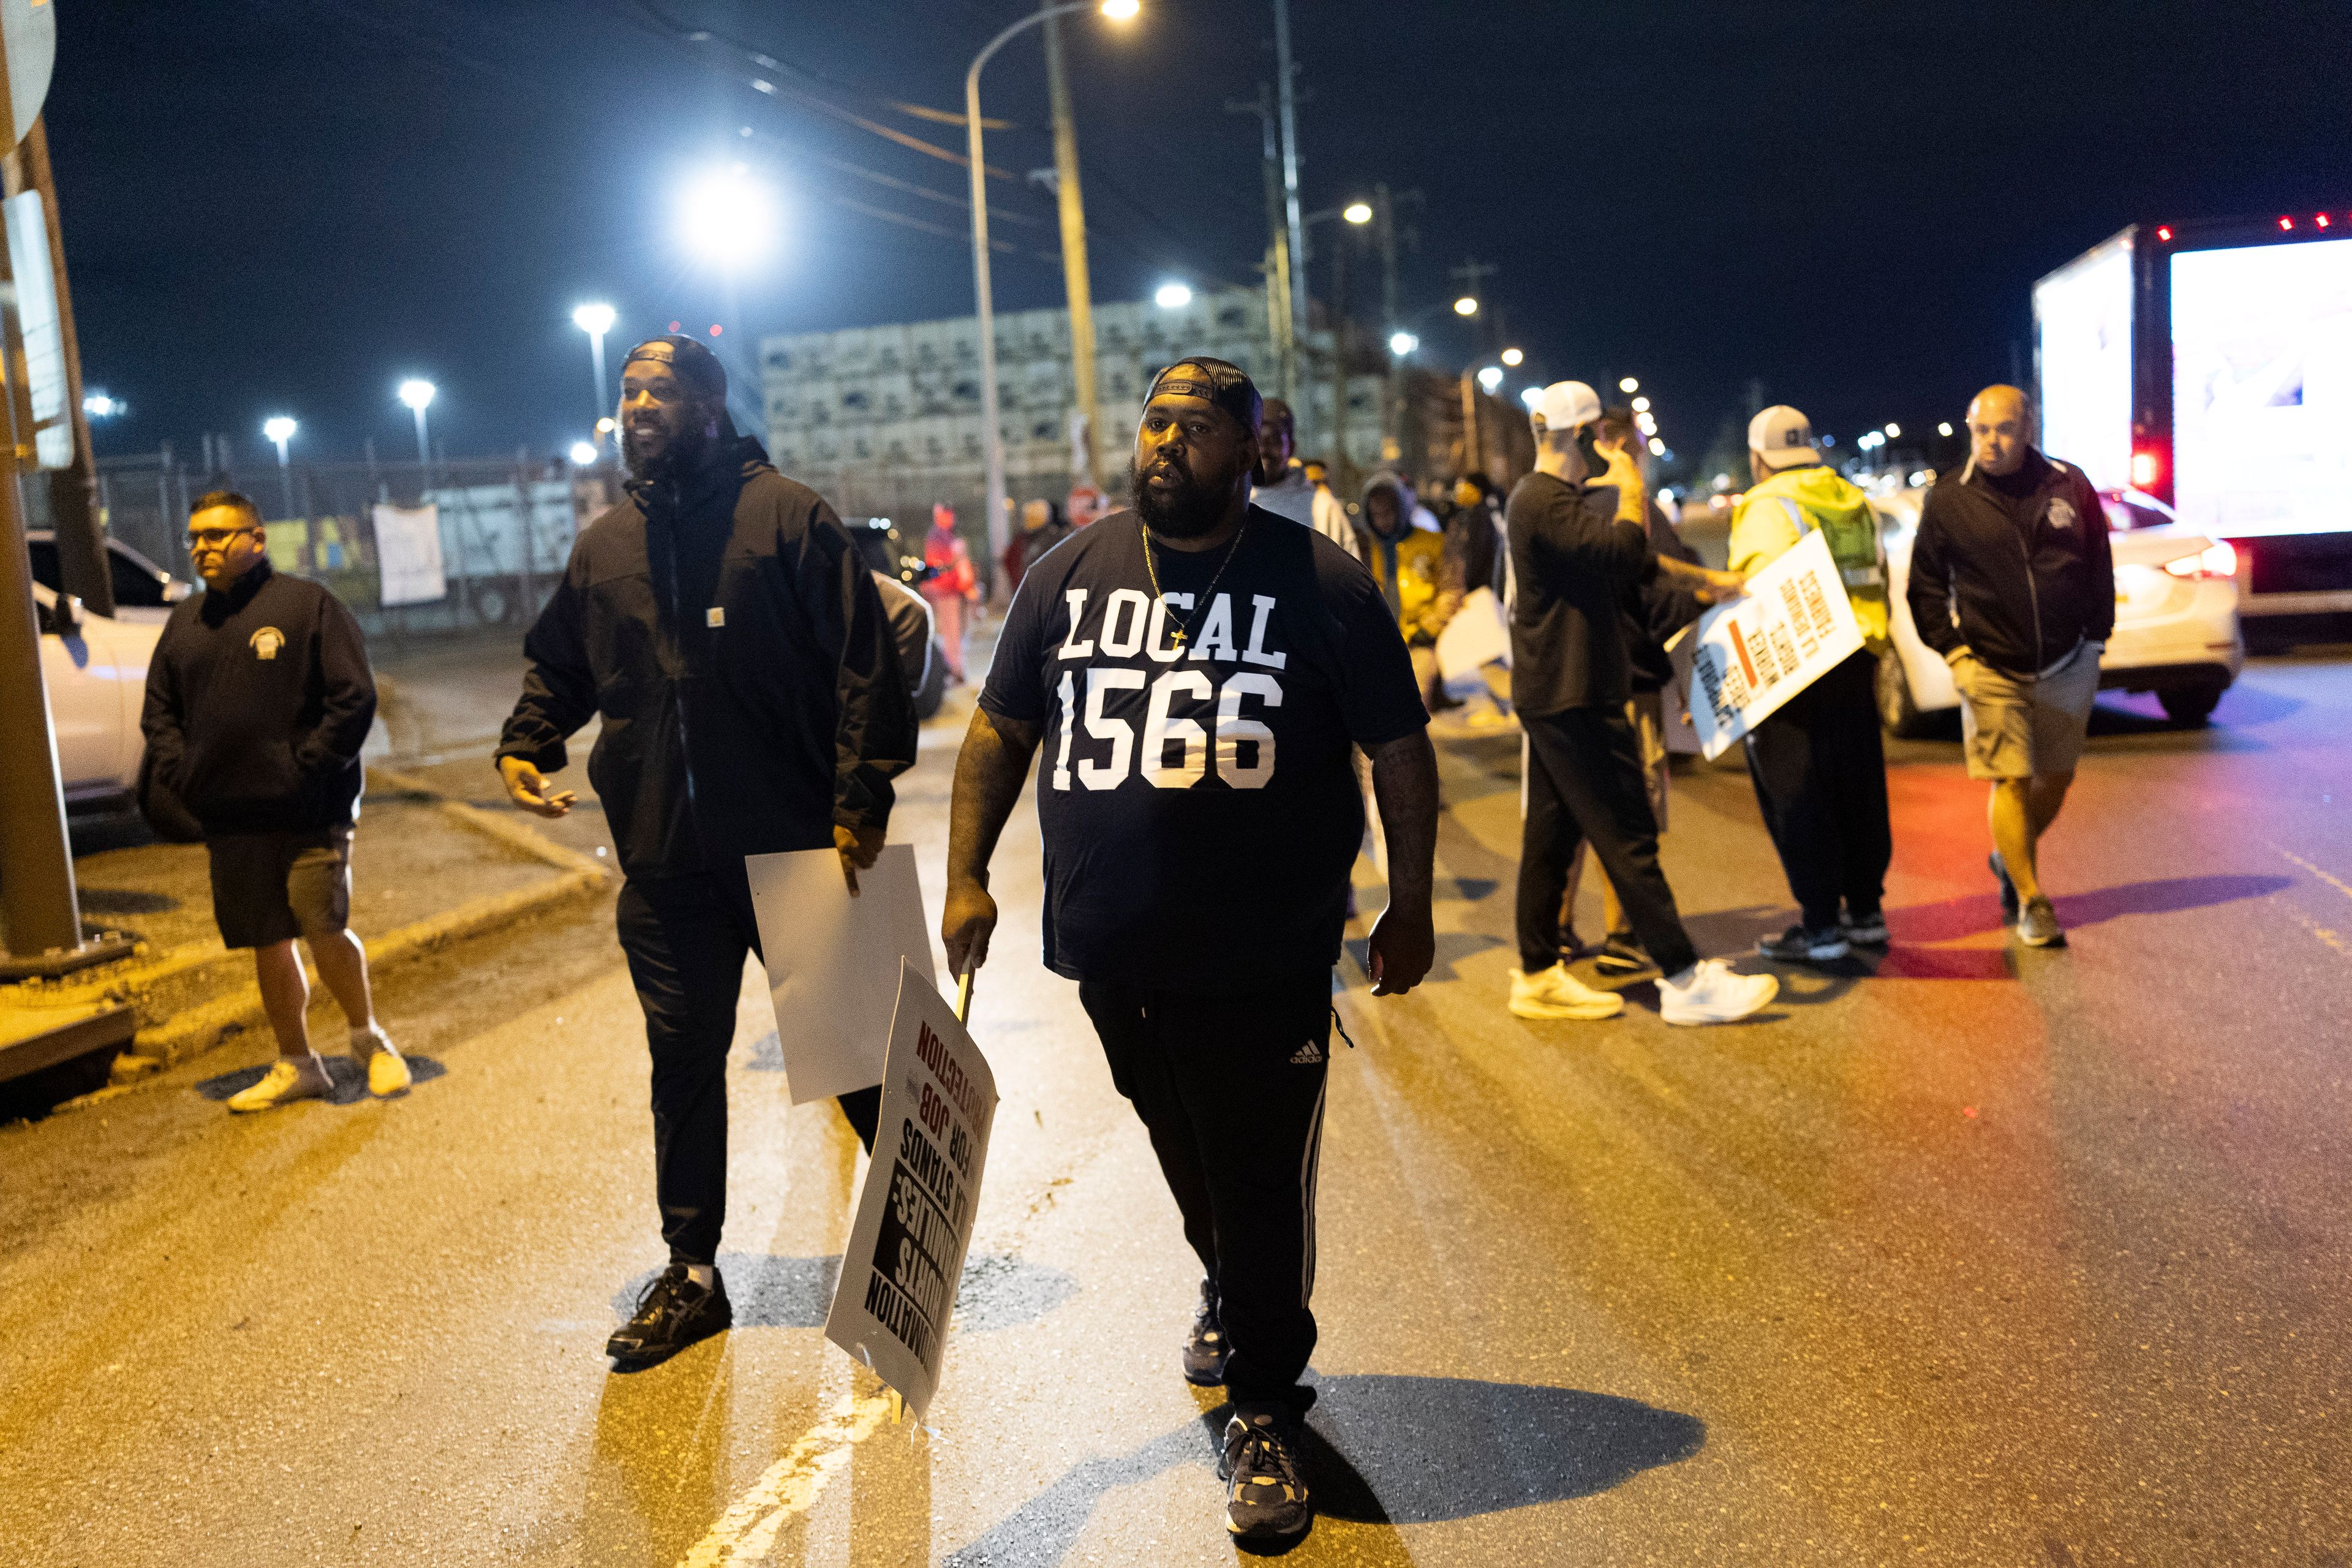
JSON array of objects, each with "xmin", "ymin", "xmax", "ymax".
[{"xmin": 673, "ymin": 1389, "xmax": 898, "ymax": 1567}]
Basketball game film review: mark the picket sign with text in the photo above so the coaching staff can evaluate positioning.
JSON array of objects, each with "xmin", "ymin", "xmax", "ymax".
[
  {"xmin": 1683, "ymin": 527, "xmax": 1864, "ymax": 760},
  {"xmin": 745, "ymin": 844, "xmax": 935, "ymax": 1104},
  {"xmin": 824, "ymin": 959, "xmax": 998, "ymax": 1420}
]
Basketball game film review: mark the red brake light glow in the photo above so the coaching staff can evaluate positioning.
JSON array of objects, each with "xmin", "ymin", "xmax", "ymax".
[
  {"xmin": 2280, "ymin": 216, "xmax": 2294, "ymax": 231},
  {"xmin": 2320, "ymin": 214, "xmax": 2334, "ymax": 229},
  {"xmin": 2130, "ymin": 450, "xmax": 2161, "ymax": 488},
  {"xmin": 2155, "ymin": 226, "xmax": 2173, "ymax": 241},
  {"xmin": 2165, "ymin": 541, "xmax": 2238, "ymax": 580}
]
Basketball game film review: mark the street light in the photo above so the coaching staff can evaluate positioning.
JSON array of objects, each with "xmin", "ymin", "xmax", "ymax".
[
  {"xmin": 83, "ymin": 391, "xmax": 124, "ymax": 419},
  {"xmin": 263, "ymin": 416, "xmax": 298, "ymax": 519},
  {"xmin": 1452, "ymin": 296, "xmax": 1478, "ymax": 317},
  {"xmin": 966, "ymin": 0, "xmax": 1142, "ymax": 592},
  {"xmin": 1630, "ymin": 395, "xmax": 1650, "ymax": 412},
  {"xmin": 1342, "ymin": 200, "xmax": 1373, "ymax": 225},
  {"xmin": 1618, "ymin": 377, "xmax": 1638, "ymax": 393},
  {"xmin": 1885, "ymin": 422, "xmax": 1902, "ymax": 439},
  {"xmin": 573, "ymin": 302, "xmax": 617, "ymax": 436},
  {"xmin": 1154, "ymin": 281, "xmax": 1193, "ymax": 309},
  {"xmin": 1389, "ymin": 331, "xmax": 1418, "ymax": 357},
  {"xmin": 1499, "ymin": 347, "xmax": 1523, "ymax": 367},
  {"xmin": 569, "ymin": 440, "xmax": 598, "ymax": 467},
  {"xmin": 1938, "ymin": 421, "xmax": 1954, "ymax": 437},
  {"xmin": 680, "ymin": 164, "xmax": 778, "ymax": 270},
  {"xmin": 1520, "ymin": 386, "xmax": 1543, "ymax": 411},
  {"xmin": 1476, "ymin": 366, "xmax": 1503, "ymax": 393},
  {"xmin": 398, "ymin": 379, "xmax": 436, "ymax": 467}
]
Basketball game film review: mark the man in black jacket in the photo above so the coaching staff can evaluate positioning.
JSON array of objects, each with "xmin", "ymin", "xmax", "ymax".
[
  {"xmin": 141, "ymin": 491, "xmax": 409, "ymax": 1111},
  {"xmin": 496, "ymin": 336, "xmax": 916, "ymax": 1368},
  {"xmin": 1507, "ymin": 382, "xmax": 1775, "ymax": 1026},
  {"xmin": 1907, "ymin": 385, "xmax": 2114, "ymax": 948}
]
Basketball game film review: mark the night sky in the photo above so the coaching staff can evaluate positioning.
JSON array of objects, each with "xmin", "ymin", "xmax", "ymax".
[{"xmin": 44, "ymin": 0, "xmax": 2351, "ymax": 472}]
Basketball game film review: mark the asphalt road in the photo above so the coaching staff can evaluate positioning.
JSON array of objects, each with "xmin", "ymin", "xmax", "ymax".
[{"xmin": 4, "ymin": 639, "xmax": 2349, "ymax": 1567}]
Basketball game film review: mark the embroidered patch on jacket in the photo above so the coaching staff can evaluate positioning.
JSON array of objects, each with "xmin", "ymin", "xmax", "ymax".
[
  {"xmin": 706, "ymin": 607, "xmax": 726, "ymax": 628},
  {"xmin": 249, "ymin": 627, "xmax": 285, "ymax": 660}
]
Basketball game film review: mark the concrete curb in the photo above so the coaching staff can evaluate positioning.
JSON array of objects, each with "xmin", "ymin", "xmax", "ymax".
[{"xmin": 108, "ymin": 767, "xmax": 610, "ymax": 1078}]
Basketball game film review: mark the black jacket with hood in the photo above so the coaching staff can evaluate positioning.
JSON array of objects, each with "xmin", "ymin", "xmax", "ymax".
[
  {"xmin": 497, "ymin": 435, "xmax": 916, "ymax": 881},
  {"xmin": 1907, "ymin": 448, "xmax": 2114, "ymax": 679},
  {"xmin": 140, "ymin": 559, "xmax": 377, "ymax": 837}
]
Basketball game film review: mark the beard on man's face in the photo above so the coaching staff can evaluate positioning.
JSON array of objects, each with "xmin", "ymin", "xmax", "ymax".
[
  {"xmin": 625, "ymin": 399, "xmax": 717, "ymax": 481},
  {"xmin": 1131, "ymin": 450, "xmax": 1231, "ymax": 538}
]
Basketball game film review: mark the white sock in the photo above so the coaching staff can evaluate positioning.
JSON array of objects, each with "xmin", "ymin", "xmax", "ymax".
[{"xmin": 685, "ymin": 1264, "xmax": 716, "ymax": 1289}]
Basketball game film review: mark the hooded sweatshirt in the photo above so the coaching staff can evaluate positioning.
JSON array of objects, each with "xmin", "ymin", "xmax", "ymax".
[
  {"xmin": 1730, "ymin": 463, "xmax": 1890, "ymax": 650},
  {"xmin": 140, "ymin": 559, "xmax": 376, "ymax": 837},
  {"xmin": 1357, "ymin": 472, "xmax": 1447, "ymax": 643},
  {"xmin": 498, "ymin": 434, "xmax": 916, "ymax": 881}
]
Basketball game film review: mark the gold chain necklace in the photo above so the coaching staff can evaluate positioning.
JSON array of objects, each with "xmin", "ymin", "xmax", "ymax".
[{"xmin": 1139, "ymin": 512, "xmax": 1250, "ymax": 648}]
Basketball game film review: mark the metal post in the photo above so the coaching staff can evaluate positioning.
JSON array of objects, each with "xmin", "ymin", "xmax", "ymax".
[
  {"xmin": 1329, "ymin": 236, "xmax": 1350, "ymax": 492},
  {"xmin": 588, "ymin": 330, "xmax": 608, "ymax": 438},
  {"xmin": 513, "ymin": 447, "xmax": 537, "ymax": 620},
  {"xmin": 1042, "ymin": 4, "xmax": 1101, "ymax": 487},
  {"xmin": 966, "ymin": 42, "xmax": 1010, "ymax": 592},
  {"xmin": 0, "ymin": 185, "xmax": 94, "ymax": 971},
  {"xmin": 1376, "ymin": 183, "xmax": 1400, "ymax": 463},
  {"xmin": 1226, "ymin": 86, "xmax": 1295, "ymax": 408}
]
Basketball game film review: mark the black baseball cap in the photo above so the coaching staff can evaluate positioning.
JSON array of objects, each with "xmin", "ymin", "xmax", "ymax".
[{"xmin": 1145, "ymin": 357, "xmax": 1262, "ymax": 435}]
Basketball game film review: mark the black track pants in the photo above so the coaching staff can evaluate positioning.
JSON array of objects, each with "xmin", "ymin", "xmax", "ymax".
[
  {"xmin": 616, "ymin": 870, "xmax": 880, "ymax": 1267},
  {"xmin": 1078, "ymin": 970, "xmax": 1332, "ymax": 1410},
  {"xmin": 1516, "ymin": 707, "xmax": 1700, "ymax": 977},
  {"xmin": 1744, "ymin": 650, "xmax": 1892, "ymax": 930}
]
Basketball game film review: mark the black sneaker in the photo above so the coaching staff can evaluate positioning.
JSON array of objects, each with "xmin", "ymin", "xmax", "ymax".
[
  {"xmin": 1757, "ymin": 924, "xmax": 1851, "ymax": 963},
  {"xmin": 1182, "ymin": 1278, "xmax": 1229, "ymax": 1386},
  {"xmin": 1839, "ymin": 910, "xmax": 1890, "ymax": 947},
  {"xmin": 1591, "ymin": 934, "xmax": 1653, "ymax": 976},
  {"xmin": 606, "ymin": 1264, "xmax": 732, "ymax": 1368},
  {"xmin": 1219, "ymin": 1407, "xmax": 1313, "ymax": 1544},
  {"xmin": 1989, "ymin": 853, "xmax": 2019, "ymax": 925}
]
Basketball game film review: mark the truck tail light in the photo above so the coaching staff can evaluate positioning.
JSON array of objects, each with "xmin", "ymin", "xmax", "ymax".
[
  {"xmin": 2164, "ymin": 541, "xmax": 2237, "ymax": 579},
  {"xmin": 2130, "ymin": 449, "xmax": 2162, "ymax": 488}
]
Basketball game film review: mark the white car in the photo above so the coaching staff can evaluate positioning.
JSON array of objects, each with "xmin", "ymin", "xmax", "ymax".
[
  {"xmin": 31, "ymin": 581, "xmax": 162, "ymax": 807},
  {"xmin": 1873, "ymin": 486, "xmax": 2245, "ymax": 732},
  {"xmin": 27, "ymin": 531, "xmax": 192, "ymax": 625}
]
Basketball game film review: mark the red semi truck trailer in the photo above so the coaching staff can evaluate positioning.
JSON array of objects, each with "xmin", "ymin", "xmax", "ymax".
[{"xmin": 2034, "ymin": 209, "xmax": 2352, "ymax": 618}]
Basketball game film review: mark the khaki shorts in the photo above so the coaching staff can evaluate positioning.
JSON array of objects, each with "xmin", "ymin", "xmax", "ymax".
[
  {"xmin": 206, "ymin": 826, "xmax": 353, "ymax": 949},
  {"xmin": 1956, "ymin": 641, "xmax": 2100, "ymax": 781}
]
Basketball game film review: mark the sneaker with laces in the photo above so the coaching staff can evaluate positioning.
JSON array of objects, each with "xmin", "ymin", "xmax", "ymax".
[
  {"xmin": 1657, "ymin": 959, "xmax": 1779, "ymax": 1025},
  {"xmin": 1182, "ymin": 1278, "xmax": 1229, "ymax": 1386},
  {"xmin": 606, "ymin": 1265, "xmax": 733, "ymax": 1368},
  {"xmin": 227, "ymin": 1055, "xmax": 333, "ymax": 1113},
  {"xmin": 1591, "ymin": 934, "xmax": 1654, "ymax": 976},
  {"xmin": 1219, "ymin": 1408, "xmax": 1313, "ymax": 1544},
  {"xmin": 1839, "ymin": 910, "xmax": 1890, "ymax": 947},
  {"xmin": 1509, "ymin": 963, "xmax": 1625, "ymax": 1020},
  {"xmin": 352, "ymin": 1024, "xmax": 412, "ymax": 1098},
  {"xmin": 1990, "ymin": 853, "xmax": 2019, "ymax": 925},
  {"xmin": 2016, "ymin": 895, "xmax": 2066, "ymax": 948},
  {"xmin": 1757, "ymin": 924, "xmax": 1850, "ymax": 963}
]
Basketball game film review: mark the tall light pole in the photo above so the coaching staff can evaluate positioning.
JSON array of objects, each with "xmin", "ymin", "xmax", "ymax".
[
  {"xmin": 263, "ymin": 416, "xmax": 297, "ymax": 519},
  {"xmin": 1272, "ymin": 0, "xmax": 1307, "ymax": 379},
  {"xmin": 573, "ymin": 303, "xmax": 616, "ymax": 439},
  {"xmin": 398, "ymin": 379, "xmax": 435, "ymax": 468},
  {"xmin": 1041, "ymin": 2, "xmax": 1102, "ymax": 488},
  {"xmin": 966, "ymin": 0, "xmax": 1140, "ymax": 591}
]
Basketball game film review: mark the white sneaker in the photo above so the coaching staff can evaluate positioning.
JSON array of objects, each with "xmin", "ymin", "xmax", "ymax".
[
  {"xmin": 1508, "ymin": 963, "xmax": 1625, "ymax": 1020},
  {"xmin": 227, "ymin": 1055, "xmax": 333, "ymax": 1112},
  {"xmin": 1657, "ymin": 959, "xmax": 1779, "ymax": 1026},
  {"xmin": 352, "ymin": 1024, "xmax": 413, "ymax": 1097}
]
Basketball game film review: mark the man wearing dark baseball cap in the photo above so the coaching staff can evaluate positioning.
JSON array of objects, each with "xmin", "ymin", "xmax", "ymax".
[
  {"xmin": 496, "ymin": 333, "xmax": 916, "ymax": 1369},
  {"xmin": 942, "ymin": 357, "xmax": 1439, "ymax": 1545}
]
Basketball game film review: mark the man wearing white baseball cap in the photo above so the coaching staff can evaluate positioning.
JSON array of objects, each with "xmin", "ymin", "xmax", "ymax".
[
  {"xmin": 1730, "ymin": 405, "xmax": 1894, "ymax": 963},
  {"xmin": 1502, "ymin": 381, "xmax": 1778, "ymax": 1025}
]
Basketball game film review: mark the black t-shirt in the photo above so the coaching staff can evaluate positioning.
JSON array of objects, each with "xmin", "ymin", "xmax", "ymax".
[
  {"xmin": 980, "ymin": 507, "xmax": 1427, "ymax": 992},
  {"xmin": 1504, "ymin": 471, "xmax": 1656, "ymax": 715}
]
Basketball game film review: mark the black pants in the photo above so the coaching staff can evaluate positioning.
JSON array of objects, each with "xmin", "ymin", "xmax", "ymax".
[
  {"xmin": 1517, "ymin": 707, "xmax": 1700, "ymax": 977},
  {"xmin": 1079, "ymin": 970, "xmax": 1332, "ymax": 1411},
  {"xmin": 1744, "ymin": 650, "xmax": 1893, "ymax": 930},
  {"xmin": 616, "ymin": 869, "xmax": 881, "ymax": 1267}
]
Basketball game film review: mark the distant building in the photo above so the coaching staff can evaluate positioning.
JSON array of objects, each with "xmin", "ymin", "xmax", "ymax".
[{"xmin": 758, "ymin": 287, "xmax": 1389, "ymax": 537}]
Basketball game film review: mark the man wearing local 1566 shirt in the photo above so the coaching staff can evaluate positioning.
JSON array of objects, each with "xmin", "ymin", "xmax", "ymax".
[{"xmin": 942, "ymin": 358, "xmax": 1439, "ymax": 1549}]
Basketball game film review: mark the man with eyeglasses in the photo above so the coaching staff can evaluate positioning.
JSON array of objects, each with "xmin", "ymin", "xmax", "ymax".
[{"xmin": 140, "ymin": 491, "xmax": 408, "ymax": 1110}]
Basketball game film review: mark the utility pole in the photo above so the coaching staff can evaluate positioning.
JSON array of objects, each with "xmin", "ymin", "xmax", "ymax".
[
  {"xmin": 1041, "ymin": 2, "xmax": 1101, "ymax": 486},
  {"xmin": 1225, "ymin": 85, "xmax": 1295, "ymax": 411},
  {"xmin": 1328, "ymin": 234, "xmax": 1351, "ymax": 492},
  {"xmin": 1272, "ymin": 0, "xmax": 1308, "ymax": 394},
  {"xmin": 1374, "ymin": 182, "xmax": 1400, "ymax": 464}
]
